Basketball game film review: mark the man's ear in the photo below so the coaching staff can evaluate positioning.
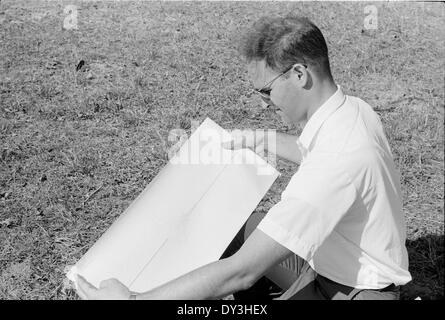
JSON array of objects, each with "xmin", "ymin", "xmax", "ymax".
[
  {"xmin": 292, "ymin": 64, "xmax": 312, "ymax": 89},
  {"xmin": 293, "ymin": 64, "xmax": 308, "ymax": 87}
]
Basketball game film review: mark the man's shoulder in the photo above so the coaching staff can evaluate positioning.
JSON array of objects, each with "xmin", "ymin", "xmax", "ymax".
[
  {"xmin": 321, "ymin": 93, "xmax": 388, "ymax": 148},
  {"xmin": 314, "ymin": 96, "xmax": 368, "ymax": 153},
  {"xmin": 344, "ymin": 94, "xmax": 383, "ymax": 127},
  {"xmin": 309, "ymin": 91, "xmax": 394, "ymax": 171}
]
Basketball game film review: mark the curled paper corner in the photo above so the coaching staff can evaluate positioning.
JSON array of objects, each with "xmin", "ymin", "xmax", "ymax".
[{"xmin": 63, "ymin": 265, "xmax": 79, "ymax": 290}]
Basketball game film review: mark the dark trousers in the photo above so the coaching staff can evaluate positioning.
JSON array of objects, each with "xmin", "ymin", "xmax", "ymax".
[{"xmin": 220, "ymin": 211, "xmax": 400, "ymax": 300}]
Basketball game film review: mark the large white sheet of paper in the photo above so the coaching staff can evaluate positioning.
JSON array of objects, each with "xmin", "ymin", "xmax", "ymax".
[{"xmin": 66, "ymin": 118, "xmax": 279, "ymax": 292}]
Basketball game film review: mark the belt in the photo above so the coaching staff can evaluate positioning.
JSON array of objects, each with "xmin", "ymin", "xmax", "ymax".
[
  {"xmin": 316, "ymin": 274, "xmax": 399, "ymax": 299},
  {"xmin": 380, "ymin": 283, "xmax": 399, "ymax": 292}
]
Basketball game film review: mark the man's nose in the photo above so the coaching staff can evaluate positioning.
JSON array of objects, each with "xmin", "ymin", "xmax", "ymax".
[{"xmin": 265, "ymin": 102, "xmax": 279, "ymax": 111}]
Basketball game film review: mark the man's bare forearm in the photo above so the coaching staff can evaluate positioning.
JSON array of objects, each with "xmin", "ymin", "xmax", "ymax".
[
  {"xmin": 265, "ymin": 132, "xmax": 302, "ymax": 164},
  {"xmin": 135, "ymin": 257, "xmax": 250, "ymax": 300}
]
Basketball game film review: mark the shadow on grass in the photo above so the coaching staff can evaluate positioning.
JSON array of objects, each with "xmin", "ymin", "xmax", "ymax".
[{"xmin": 401, "ymin": 234, "xmax": 444, "ymax": 300}]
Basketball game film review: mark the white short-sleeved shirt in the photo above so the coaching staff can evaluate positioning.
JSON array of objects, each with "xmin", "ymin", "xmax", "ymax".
[{"xmin": 257, "ymin": 86, "xmax": 412, "ymax": 289}]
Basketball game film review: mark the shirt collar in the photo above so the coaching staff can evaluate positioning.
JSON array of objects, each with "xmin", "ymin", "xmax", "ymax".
[{"xmin": 298, "ymin": 85, "xmax": 346, "ymax": 152}]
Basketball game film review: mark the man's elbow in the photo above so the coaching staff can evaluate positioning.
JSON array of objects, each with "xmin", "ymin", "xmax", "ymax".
[
  {"xmin": 241, "ymin": 273, "xmax": 261, "ymax": 291},
  {"xmin": 227, "ymin": 257, "xmax": 262, "ymax": 292}
]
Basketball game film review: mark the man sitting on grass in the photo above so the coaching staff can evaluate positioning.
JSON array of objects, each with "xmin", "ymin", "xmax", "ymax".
[{"xmin": 76, "ymin": 15, "xmax": 412, "ymax": 300}]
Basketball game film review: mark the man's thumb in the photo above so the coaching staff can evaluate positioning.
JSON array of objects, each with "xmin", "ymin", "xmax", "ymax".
[{"xmin": 221, "ymin": 140, "xmax": 234, "ymax": 150}]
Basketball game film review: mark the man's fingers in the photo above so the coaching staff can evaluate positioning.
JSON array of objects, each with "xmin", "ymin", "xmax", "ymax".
[
  {"xmin": 254, "ymin": 142, "xmax": 265, "ymax": 156},
  {"xmin": 76, "ymin": 287, "xmax": 88, "ymax": 300},
  {"xmin": 76, "ymin": 275, "xmax": 98, "ymax": 300},
  {"xmin": 99, "ymin": 278, "xmax": 121, "ymax": 289},
  {"xmin": 221, "ymin": 140, "xmax": 235, "ymax": 150},
  {"xmin": 222, "ymin": 134, "xmax": 249, "ymax": 150},
  {"xmin": 77, "ymin": 274, "xmax": 96, "ymax": 290}
]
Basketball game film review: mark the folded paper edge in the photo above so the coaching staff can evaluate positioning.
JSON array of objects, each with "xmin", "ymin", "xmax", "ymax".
[{"xmin": 65, "ymin": 265, "xmax": 78, "ymax": 288}]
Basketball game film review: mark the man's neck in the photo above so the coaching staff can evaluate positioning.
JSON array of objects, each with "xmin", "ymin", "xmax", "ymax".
[{"xmin": 304, "ymin": 79, "xmax": 338, "ymax": 124}]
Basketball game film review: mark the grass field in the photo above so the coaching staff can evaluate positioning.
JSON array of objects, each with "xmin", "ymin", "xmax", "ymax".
[{"xmin": 0, "ymin": 1, "xmax": 443, "ymax": 300}]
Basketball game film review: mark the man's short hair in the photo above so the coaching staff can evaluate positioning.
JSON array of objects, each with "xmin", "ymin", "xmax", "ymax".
[{"xmin": 240, "ymin": 15, "xmax": 332, "ymax": 77}]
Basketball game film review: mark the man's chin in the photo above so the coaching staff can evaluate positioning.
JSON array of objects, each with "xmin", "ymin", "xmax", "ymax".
[{"xmin": 277, "ymin": 111, "xmax": 292, "ymax": 126}]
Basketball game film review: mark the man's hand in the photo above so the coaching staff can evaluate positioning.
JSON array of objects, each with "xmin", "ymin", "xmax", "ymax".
[
  {"xmin": 75, "ymin": 275, "xmax": 133, "ymax": 300},
  {"xmin": 221, "ymin": 129, "xmax": 265, "ymax": 156}
]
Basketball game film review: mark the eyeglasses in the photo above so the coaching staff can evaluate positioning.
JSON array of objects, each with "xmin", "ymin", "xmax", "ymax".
[{"xmin": 254, "ymin": 63, "xmax": 307, "ymax": 107}]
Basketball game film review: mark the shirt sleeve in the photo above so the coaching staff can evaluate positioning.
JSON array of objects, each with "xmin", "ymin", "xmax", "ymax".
[{"xmin": 257, "ymin": 153, "xmax": 357, "ymax": 261}]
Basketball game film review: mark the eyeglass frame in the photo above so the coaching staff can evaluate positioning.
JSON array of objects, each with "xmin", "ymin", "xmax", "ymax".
[{"xmin": 254, "ymin": 62, "xmax": 308, "ymax": 105}]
